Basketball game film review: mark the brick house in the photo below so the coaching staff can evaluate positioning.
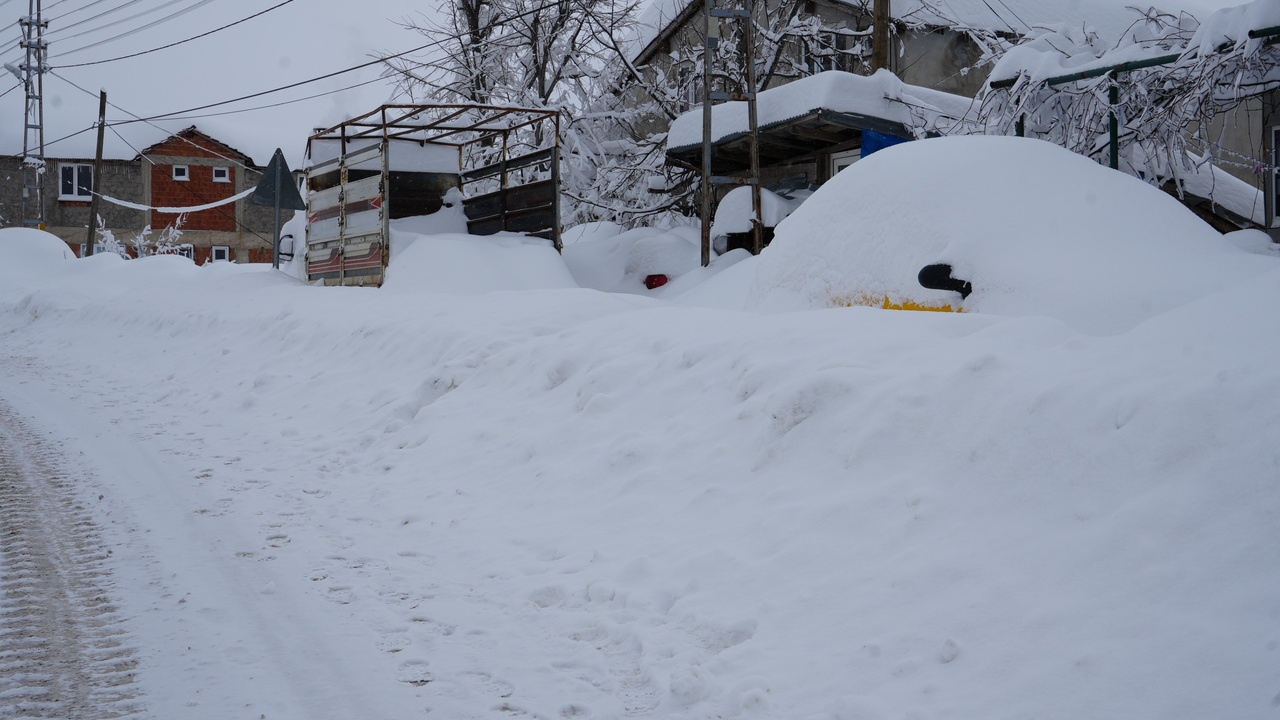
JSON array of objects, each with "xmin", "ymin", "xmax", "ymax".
[{"xmin": 1, "ymin": 126, "xmax": 294, "ymax": 263}]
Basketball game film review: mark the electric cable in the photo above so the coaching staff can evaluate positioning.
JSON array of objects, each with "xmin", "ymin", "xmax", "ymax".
[
  {"xmin": 47, "ymin": 0, "xmax": 169, "ymax": 38},
  {"xmin": 50, "ymin": 0, "xmax": 218, "ymax": 49},
  {"xmin": 54, "ymin": 0, "xmax": 294, "ymax": 66},
  {"xmin": 98, "ymin": 0, "xmax": 566, "ymax": 125},
  {"xmin": 47, "ymin": 0, "xmax": 146, "ymax": 26},
  {"xmin": 53, "ymin": 68, "xmax": 256, "ymax": 169}
]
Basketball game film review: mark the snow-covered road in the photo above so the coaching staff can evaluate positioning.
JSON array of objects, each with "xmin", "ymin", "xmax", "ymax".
[
  {"xmin": 0, "ymin": 354, "xmax": 433, "ymax": 719},
  {"xmin": 0, "ymin": 394, "xmax": 141, "ymax": 719}
]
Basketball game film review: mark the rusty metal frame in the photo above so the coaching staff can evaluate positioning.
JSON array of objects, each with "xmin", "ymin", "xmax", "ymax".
[
  {"xmin": 308, "ymin": 104, "xmax": 560, "ymax": 152},
  {"xmin": 307, "ymin": 104, "xmax": 563, "ymax": 251}
]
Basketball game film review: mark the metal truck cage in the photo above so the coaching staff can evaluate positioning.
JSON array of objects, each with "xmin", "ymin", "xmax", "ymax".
[{"xmin": 305, "ymin": 104, "xmax": 562, "ymax": 287}]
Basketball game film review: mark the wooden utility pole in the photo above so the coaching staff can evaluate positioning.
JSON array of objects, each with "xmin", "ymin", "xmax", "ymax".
[
  {"xmin": 84, "ymin": 90, "xmax": 106, "ymax": 257},
  {"xmin": 872, "ymin": 0, "xmax": 891, "ymax": 73}
]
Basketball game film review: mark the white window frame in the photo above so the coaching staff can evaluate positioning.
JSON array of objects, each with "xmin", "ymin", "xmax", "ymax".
[
  {"xmin": 212, "ymin": 166, "xmax": 230, "ymax": 183},
  {"xmin": 211, "ymin": 245, "xmax": 231, "ymax": 262},
  {"xmin": 172, "ymin": 164, "xmax": 190, "ymax": 181},
  {"xmin": 59, "ymin": 163, "xmax": 94, "ymax": 201},
  {"xmin": 829, "ymin": 148, "xmax": 860, "ymax": 178},
  {"xmin": 78, "ymin": 242, "xmax": 107, "ymax": 256}
]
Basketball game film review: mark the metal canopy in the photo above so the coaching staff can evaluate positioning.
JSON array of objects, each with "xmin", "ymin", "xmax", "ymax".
[
  {"xmin": 309, "ymin": 104, "xmax": 561, "ymax": 151},
  {"xmin": 668, "ymin": 108, "xmax": 913, "ymax": 173}
]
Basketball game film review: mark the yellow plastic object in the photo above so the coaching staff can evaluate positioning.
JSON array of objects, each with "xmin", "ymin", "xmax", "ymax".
[{"xmin": 833, "ymin": 293, "xmax": 962, "ymax": 313}]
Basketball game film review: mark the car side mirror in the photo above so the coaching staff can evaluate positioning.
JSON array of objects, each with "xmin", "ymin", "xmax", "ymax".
[{"xmin": 918, "ymin": 263, "xmax": 972, "ymax": 299}]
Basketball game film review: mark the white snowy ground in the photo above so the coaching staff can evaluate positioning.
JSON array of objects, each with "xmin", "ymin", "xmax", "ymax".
[{"xmin": 2, "ymin": 137, "xmax": 1280, "ymax": 720}]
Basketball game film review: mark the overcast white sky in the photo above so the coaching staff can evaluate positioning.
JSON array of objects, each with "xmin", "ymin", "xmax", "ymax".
[{"xmin": 0, "ymin": 0, "xmax": 441, "ymax": 168}]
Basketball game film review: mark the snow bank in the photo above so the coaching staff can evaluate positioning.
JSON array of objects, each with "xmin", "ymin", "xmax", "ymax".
[
  {"xmin": 562, "ymin": 225, "xmax": 701, "ymax": 294},
  {"xmin": 382, "ymin": 231, "xmax": 577, "ymax": 294},
  {"xmin": 5, "ymin": 244, "xmax": 1280, "ymax": 720},
  {"xmin": 749, "ymin": 135, "xmax": 1276, "ymax": 333},
  {"xmin": 0, "ymin": 228, "xmax": 76, "ymax": 276},
  {"xmin": 3, "ymin": 195, "xmax": 1280, "ymax": 719}
]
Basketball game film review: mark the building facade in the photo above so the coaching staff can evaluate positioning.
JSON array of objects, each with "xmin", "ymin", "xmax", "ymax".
[{"xmin": 1, "ymin": 126, "xmax": 290, "ymax": 263}]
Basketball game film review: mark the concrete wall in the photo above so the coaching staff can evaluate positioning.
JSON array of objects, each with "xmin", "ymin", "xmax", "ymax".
[{"xmin": 0, "ymin": 156, "xmax": 148, "ymax": 248}]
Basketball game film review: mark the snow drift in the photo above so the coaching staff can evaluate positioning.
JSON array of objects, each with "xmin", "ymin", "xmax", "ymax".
[{"xmin": 1, "ymin": 136, "xmax": 1278, "ymax": 719}]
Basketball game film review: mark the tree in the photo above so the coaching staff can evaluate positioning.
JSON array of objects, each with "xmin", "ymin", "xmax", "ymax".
[
  {"xmin": 381, "ymin": 0, "xmax": 1010, "ymax": 229},
  {"xmin": 975, "ymin": 4, "xmax": 1279, "ymax": 190}
]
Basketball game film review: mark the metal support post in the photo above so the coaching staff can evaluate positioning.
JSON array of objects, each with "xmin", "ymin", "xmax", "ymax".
[
  {"xmin": 1108, "ymin": 83, "xmax": 1119, "ymax": 170},
  {"xmin": 699, "ymin": 0, "xmax": 763, "ymax": 266},
  {"xmin": 17, "ymin": 0, "xmax": 48, "ymax": 229}
]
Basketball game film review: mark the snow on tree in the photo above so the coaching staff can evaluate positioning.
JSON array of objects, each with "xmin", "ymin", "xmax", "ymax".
[
  {"xmin": 379, "ymin": 0, "xmax": 1009, "ymax": 228},
  {"xmin": 974, "ymin": 1, "xmax": 1280, "ymax": 191}
]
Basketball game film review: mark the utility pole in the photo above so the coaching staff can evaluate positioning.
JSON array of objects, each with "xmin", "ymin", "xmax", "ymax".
[
  {"xmin": 84, "ymin": 90, "xmax": 106, "ymax": 257},
  {"xmin": 872, "ymin": 0, "xmax": 891, "ymax": 73},
  {"xmin": 699, "ymin": 0, "xmax": 762, "ymax": 266},
  {"xmin": 14, "ymin": 0, "xmax": 48, "ymax": 229}
]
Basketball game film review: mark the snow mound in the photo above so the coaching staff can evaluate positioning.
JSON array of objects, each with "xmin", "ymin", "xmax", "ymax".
[
  {"xmin": 711, "ymin": 186, "xmax": 805, "ymax": 237},
  {"xmin": 382, "ymin": 231, "xmax": 577, "ymax": 294},
  {"xmin": 749, "ymin": 135, "xmax": 1277, "ymax": 333},
  {"xmin": 388, "ymin": 188, "xmax": 469, "ymax": 238},
  {"xmin": 0, "ymin": 227, "xmax": 75, "ymax": 267},
  {"xmin": 562, "ymin": 225, "xmax": 701, "ymax": 294},
  {"xmin": 562, "ymin": 221, "xmax": 624, "ymax": 246}
]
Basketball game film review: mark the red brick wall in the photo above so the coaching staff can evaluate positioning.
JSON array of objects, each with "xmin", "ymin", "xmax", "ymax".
[
  {"xmin": 147, "ymin": 133, "xmax": 243, "ymax": 233},
  {"xmin": 151, "ymin": 163, "xmax": 237, "ymax": 232},
  {"xmin": 246, "ymin": 248, "xmax": 273, "ymax": 263}
]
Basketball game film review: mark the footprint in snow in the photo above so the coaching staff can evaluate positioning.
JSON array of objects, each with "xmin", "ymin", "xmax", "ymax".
[{"xmin": 397, "ymin": 659, "xmax": 433, "ymax": 686}]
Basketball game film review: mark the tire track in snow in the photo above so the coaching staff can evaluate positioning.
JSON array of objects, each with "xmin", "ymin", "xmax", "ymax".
[{"xmin": 0, "ymin": 399, "xmax": 143, "ymax": 719}]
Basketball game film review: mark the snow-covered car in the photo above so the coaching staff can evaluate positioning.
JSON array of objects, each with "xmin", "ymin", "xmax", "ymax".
[{"xmin": 747, "ymin": 135, "xmax": 1277, "ymax": 334}]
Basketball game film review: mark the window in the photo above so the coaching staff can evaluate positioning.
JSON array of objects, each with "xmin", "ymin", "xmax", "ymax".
[
  {"xmin": 829, "ymin": 148, "xmax": 860, "ymax": 178},
  {"xmin": 172, "ymin": 165, "xmax": 189, "ymax": 181},
  {"xmin": 78, "ymin": 242, "xmax": 107, "ymax": 256},
  {"xmin": 212, "ymin": 245, "xmax": 230, "ymax": 262},
  {"xmin": 175, "ymin": 244, "xmax": 194, "ymax": 259},
  {"xmin": 59, "ymin": 163, "xmax": 93, "ymax": 201},
  {"xmin": 801, "ymin": 31, "xmax": 854, "ymax": 75},
  {"xmin": 676, "ymin": 67, "xmax": 705, "ymax": 113},
  {"xmin": 212, "ymin": 166, "xmax": 230, "ymax": 183}
]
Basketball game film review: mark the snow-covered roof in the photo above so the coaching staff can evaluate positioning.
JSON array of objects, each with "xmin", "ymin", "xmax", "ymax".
[
  {"xmin": 629, "ymin": 0, "xmax": 1255, "ymax": 64},
  {"xmin": 667, "ymin": 70, "xmax": 978, "ymax": 152},
  {"xmin": 1179, "ymin": 158, "xmax": 1268, "ymax": 227}
]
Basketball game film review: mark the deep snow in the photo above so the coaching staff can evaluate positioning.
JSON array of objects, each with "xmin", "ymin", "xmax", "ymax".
[{"xmin": 2, "ymin": 136, "xmax": 1279, "ymax": 720}]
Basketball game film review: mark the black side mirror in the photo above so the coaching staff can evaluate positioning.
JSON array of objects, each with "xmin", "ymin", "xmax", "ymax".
[{"xmin": 918, "ymin": 264, "xmax": 972, "ymax": 299}]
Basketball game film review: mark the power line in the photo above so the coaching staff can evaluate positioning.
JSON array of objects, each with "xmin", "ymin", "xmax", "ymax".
[
  {"xmin": 52, "ymin": 69, "xmax": 256, "ymax": 169},
  {"xmin": 54, "ymin": 0, "xmax": 294, "ymax": 66},
  {"xmin": 47, "ymin": 0, "xmax": 169, "ymax": 38},
  {"xmin": 47, "ymin": 0, "xmax": 147, "ymax": 25},
  {"xmin": 19, "ymin": 0, "xmax": 564, "ymax": 160},
  {"xmin": 0, "ymin": 82, "xmax": 19, "ymax": 98},
  {"xmin": 132, "ymin": 74, "xmax": 390, "ymax": 122},
  {"xmin": 50, "ymin": 0, "xmax": 218, "ymax": 48},
  {"xmin": 5, "ymin": 122, "xmax": 94, "ymax": 157},
  {"xmin": 105, "ymin": 0, "xmax": 566, "ymax": 125}
]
